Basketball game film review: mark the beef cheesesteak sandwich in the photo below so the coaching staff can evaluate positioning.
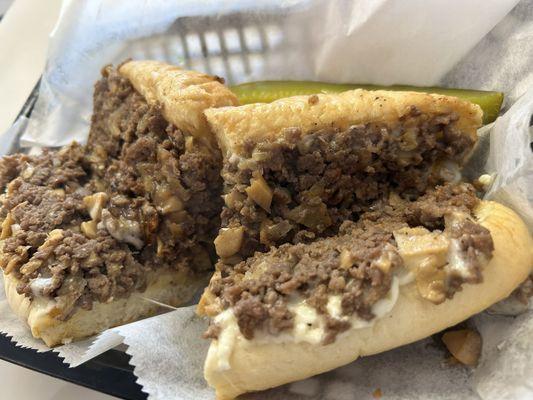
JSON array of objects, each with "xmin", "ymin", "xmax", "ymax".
[
  {"xmin": 199, "ymin": 90, "xmax": 533, "ymax": 399},
  {"xmin": 0, "ymin": 60, "xmax": 237, "ymax": 346}
]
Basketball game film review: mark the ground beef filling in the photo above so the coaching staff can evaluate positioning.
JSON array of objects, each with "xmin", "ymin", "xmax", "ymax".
[
  {"xmin": 217, "ymin": 107, "xmax": 475, "ymax": 262},
  {"xmin": 0, "ymin": 66, "xmax": 222, "ymax": 319},
  {"xmin": 206, "ymin": 184, "xmax": 494, "ymax": 343}
]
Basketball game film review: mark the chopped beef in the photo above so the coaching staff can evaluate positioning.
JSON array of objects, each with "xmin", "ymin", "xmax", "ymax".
[
  {"xmin": 217, "ymin": 107, "xmax": 476, "ymax": 261},
  {"xmin": 0, "ymin": 66, "xmax": 222, "ymax": 318},
  {"xmin": 206, "ymin": 183, "xmax": 494, "ymax": 342}
]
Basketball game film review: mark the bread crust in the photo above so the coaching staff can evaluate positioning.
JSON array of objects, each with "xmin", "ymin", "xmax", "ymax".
[
  {"xmin": 205, "ymin": 89, "xmax": 482, "ymax": 158},
  {"xmin": 203, "ymin": 201, "xmax": 533, "ymax": 399},
  {"xmin": 119, "ymin": 60, "xmax": 238, "ymax": 142},
  {"xmin": 4, "ymin": 268, "xmax": 205, "ymax": 347}
]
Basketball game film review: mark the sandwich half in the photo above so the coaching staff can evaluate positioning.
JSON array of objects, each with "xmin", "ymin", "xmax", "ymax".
[
  {"xmin": 200, "ymin": 90, "xmax": 533, "ymax": 399},
  {"xmin": 0, "ymin": 60, "xmax": 237, "ymax": 346}
]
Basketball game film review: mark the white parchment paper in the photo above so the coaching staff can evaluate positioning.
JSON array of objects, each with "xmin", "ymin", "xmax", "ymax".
[{"xmin": 0, "ymin": 0, "xmax": 532, "ymax": 399}]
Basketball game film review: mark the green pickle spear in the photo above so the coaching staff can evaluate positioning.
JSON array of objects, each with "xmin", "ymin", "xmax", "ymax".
[{"xmin": 230, "ymin": 81, "xmax": 503, "ymax": 125}]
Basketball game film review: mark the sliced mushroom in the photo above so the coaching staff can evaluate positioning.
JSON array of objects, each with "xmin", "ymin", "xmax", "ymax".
[
  {"xmin": 214, "ymin": 227, "xmax": 244, "ymax": 258},
  {"xmin": 399, "ymin": 127, "xmax": 419, "ymax": 151},
  {"xmin": 224, "ymin": 190, "xmax": 246, "ymax": 209},
  {"xmin": 0, "ymin": 212, "xmax": 14, "ymax": 240},
  {"xmin": 286, "ymin": 202, "xmax": 331, "ymax": 230},
  {"xmin": 372, "ymin": 244, "xmax": 399, "ymax": 274},
  {"xmin": 80, "ymin": 220, "xmax": 98, "ymax": 239},
  {"xmin": 160, "ymin": 196, "xmax": 184, "ymax": 214},
  {"xmin": 245, "ymin": 173, "xmax": 273, "ymax": 212},
  {"xmin": 21, "ymin": 164, "xmax": 35, "ymax": 179},
  {"xmin": 153, "ymin": 183, "xmax": 185, "ymax": 216},
  {"xmin": 185, "ymin": 136, "xmax": 195, "ymax": 152},
  {"xmin": 394, "ymin": 227, "xmax": 450, "ymax": 304},
  {"xmin": 52, "ymin": 188, "xmax": 66, "ymax": 199},
  {"xmin": 415, "ymin": 256, "xmax": 447, "ymax": 304},
  {"xmin": 107, "ymin": 110, "xmax": 123, "ymax": 138},
  {"xmin": 393, "ymin": 227, "xmax": 449, "ymax": 270},
  {"xmin": 259, "ymin": 219, "xmax": 292, "ymax": 245},
  {"xmin": 83, "ymin": 192, "xmax": 109, "ymax": 221},
  {"xmin": 339, "ymin": 249, "xmax": 353, "ymax": 270}
]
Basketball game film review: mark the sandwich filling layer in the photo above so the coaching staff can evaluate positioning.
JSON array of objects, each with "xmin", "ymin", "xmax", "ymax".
[
  {"xmin": 216, "ymin": 107, "xmax": 474, "ymax": 262},
  {"xmin": 0, "ymin": 66, "xmax": 222, "ymax": 320},
  {"xmin": 204, "ymin": 183, "xmax": 494, "ymax": 365}
]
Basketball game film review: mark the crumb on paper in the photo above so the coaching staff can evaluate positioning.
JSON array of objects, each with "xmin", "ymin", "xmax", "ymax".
[
  {"xmin": 372, "ymin": 388, "xmax": 382, "ymax": 399},
  {"xmin": 442, "ymin": 329, "xmax": 482, "ymax": 366}
]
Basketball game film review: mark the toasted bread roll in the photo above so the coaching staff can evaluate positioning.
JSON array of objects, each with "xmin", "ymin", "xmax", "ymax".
[
  {"xmin": 205, "ymin": 89, "xmax": 481, "ymax": 158},
  {"xmin": 120, "ymin": 60, "xmax": 238, "ymax": 143},
  {"xmin": 203, "ymin": 201, "xmax": 532, "ymax": 399}
]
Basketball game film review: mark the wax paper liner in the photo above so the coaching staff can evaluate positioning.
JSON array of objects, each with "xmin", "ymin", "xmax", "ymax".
[{"xmin": 0, "ymin": 0, "xmax": 532, "ymax": 399}]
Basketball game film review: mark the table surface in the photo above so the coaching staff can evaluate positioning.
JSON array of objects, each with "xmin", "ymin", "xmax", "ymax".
[{"xmin": 0, "ymin": 359, "xmax": 118, "ymax": 400}]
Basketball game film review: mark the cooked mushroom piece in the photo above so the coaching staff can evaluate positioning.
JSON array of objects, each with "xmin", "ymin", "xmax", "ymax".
[
  {"xmin": 245, "ymin": 173, "xmax": 273, "ymax": 212},
  {"xmin": 214, "ymin": 227, "xmax": 244, "ymax": 258}
]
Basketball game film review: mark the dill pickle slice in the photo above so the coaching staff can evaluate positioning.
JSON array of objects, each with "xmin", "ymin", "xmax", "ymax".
[{"xmin": 230, "ymin": 81, "xmax": 503, "ymax": 124}]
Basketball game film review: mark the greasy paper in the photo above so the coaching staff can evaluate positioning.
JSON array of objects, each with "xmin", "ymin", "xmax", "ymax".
[{"xmin": 0, "ymin": 0, "xmax": 531, "ymax": 399}]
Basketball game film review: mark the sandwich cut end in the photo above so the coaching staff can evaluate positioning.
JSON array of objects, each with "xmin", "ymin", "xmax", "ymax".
[
  {"xmin": 0, "ymin": 61, "xmax": 237, "ymax": 345},
  {"xmin": 205, "ymin": 88, "xmax": 483, "ymax": 264},
  {"xmin": 202, "ymin": 200, "xmax": 532, "ymax": 399},
  {"xmin": 4, "ymin": 268, "xmax": 206, "ymax": 347},
  {"xmin": 200, "ymin": 88, "xmax": 532, "ymax": 399}
]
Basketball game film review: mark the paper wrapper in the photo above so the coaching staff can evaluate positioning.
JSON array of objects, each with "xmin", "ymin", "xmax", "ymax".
[{"xmin": 1, "ymin": 0, "xmax": 532, "ymax": 399}]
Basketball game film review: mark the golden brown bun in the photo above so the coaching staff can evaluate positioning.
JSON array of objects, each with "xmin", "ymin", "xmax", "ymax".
[
  {"xmin": 203, "ymin": 201, "xmax": 533, "ymax": 399},
  {"xmin": 119, "ymin": 60, "xmax": 238, "ymax": 142},
  {"xmin": 204, "ymin": 89, "xmax": 482, "ymax": 158},
  {"xmin": 4, "ymin": 269, "xmax": 205, "ymax": 347}
]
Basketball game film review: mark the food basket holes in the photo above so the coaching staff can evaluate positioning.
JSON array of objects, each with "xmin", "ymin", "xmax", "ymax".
[
  {"xmin": 242, "ymin": 26, "xmax": 262, "ymax": 52},
  {"xmin": 223, "ymin": 29, "xmax": 242, "ymax": 53},
  {"xmin": 185, "ymin": 33, "xmax": 202, "ymax": 58},
  {"xmin": 248, "ymin": 53, "xmax": 265, "ymax": 74},
  {"xmin": 204, "ymin": 31, "xmax": 221, "ymax": 54},
  {"xmin": 263, "ymin": 24, "xmax": 284, "ymax": 48}
]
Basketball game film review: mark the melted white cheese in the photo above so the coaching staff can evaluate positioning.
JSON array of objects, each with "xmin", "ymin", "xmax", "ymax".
[
  {"xmin": 396, "ymin": 268, "xmax": 415, "ymax": 285},
  {"xmin": 29, "ymin": 277, "xmax": 54, "ymax": 297},
  {"xmin": 211, "ymin": 309, "xmax": 240, "ymax": 371},
  {"xmin": 289, "ymin": 302, "xmax": 325, "ymax": 345},
  {"xmin": 325, "ymin": 276, "xmax": 400, "ymax": 331},
  {"xmin": 213, "ymin": 276, "xmax": 406, "ymax": 371},
  {"xmin": 447, "ymin": 238, "xmax": 471, "ymax": 278}
]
